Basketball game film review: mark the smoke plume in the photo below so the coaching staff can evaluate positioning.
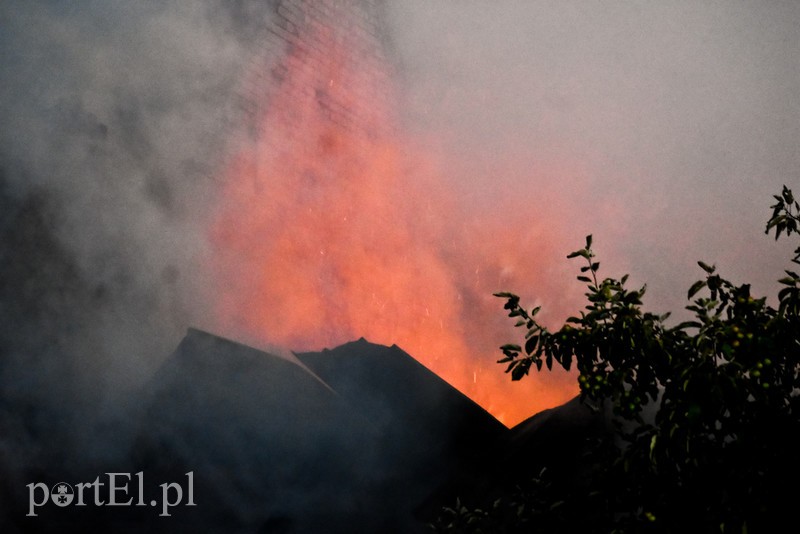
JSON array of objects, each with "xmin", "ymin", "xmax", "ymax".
[{"xmin": 1, "ymin": 0, "xmax": 799, "ymax": 444}]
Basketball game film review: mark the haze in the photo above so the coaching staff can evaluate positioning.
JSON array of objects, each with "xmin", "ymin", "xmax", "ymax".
[{"xmin": 1, "ymin": 1, "xmax": 798, "ymax": 431}]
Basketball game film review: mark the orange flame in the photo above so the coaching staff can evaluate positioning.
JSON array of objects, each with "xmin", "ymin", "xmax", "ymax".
[{"xmin": 208, "ymin": 22, "xmax": 579, "ymax": 427}]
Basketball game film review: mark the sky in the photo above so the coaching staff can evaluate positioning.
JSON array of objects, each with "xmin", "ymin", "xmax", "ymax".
[{"xmin": 1, "ymin": 0, "xmax": 799, "ymax": 437}]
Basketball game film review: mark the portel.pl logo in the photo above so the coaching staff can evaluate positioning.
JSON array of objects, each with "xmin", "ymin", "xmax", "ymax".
[{"xmin": 27, "ymin": 472, "xmax": 195, "ymax": 517}]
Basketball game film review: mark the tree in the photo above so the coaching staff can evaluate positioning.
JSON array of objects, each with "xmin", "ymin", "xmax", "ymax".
[{"xmin": 435, "ymin": 186, "xmax": 800, "ymax": 533}]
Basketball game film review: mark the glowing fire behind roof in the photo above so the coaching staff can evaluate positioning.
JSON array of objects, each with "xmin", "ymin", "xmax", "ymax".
[{"xmin": 209, "ymin": 1, "xmax": 579, "ymax": 426}]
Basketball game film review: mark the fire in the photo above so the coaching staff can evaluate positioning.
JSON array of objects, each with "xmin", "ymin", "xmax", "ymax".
[{"xmin": 208, "ymin": 17, "xmax": 578, "ymax": 427}]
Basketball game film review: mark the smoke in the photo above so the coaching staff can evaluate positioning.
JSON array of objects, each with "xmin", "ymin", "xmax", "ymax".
[
  {"xmin": 1, "ymin": 0, "xmax": 799, "ymax": 475},
  {"xmin": 385, "ymin": 0, "xmax": 800, "ymax": 316},
  {"xmin": 0, "ymin": 1, "xmax": 276, "ymax": 501},
  {"xmin": 0, "ymin": 0, "xmax": 265, "ymax": 391},
  {"xmin": 208, "ymin": 1, "xmax": 800, "ymax": 426},
  {"xmin": 207, "ymin": 1, "xmax": 584, "ymax": 426},
  {"xmin": 1, "ymin": 1, "xmax": 799, "ymax": 529},
  {"xmin": 388, "ymin": 0, "xmax": 800, "ymax": 412}
]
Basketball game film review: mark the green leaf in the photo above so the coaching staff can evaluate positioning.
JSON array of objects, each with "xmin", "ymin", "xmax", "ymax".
[{"xmin": 766, "ymin": 214, "xmax": 784, "ymax": 230}]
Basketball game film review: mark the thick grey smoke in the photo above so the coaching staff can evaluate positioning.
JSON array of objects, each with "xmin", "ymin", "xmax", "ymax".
[
  {"xmin": 0, "ymin": 0, "xmax": 800, "ymax": 532},
  {"xmin": 385, "ymin": 0, "xmax": 800, "ymax": 317},
  {"xmin": 0, "ymin": 1, "xmax": 275, "ymax": 503},
  {"xmin": 1, "ymin": 1, "xmax": 799, "ymax": 521},
  {"xmin": 0, "ymin": 1, "xmax": 268, "ymax": 395}
]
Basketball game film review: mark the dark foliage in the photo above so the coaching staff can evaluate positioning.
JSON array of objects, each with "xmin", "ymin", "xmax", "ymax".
[{"xmin": 435, "ymin": 186, "xmax": 800, "ymax": 533}]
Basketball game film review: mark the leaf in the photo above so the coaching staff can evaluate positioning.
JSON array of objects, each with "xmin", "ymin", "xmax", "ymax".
[
  {"xmin": 766, "ymin": 214, "xmax": 784, "ymax": 231},
  {"xmin": 511, "ymin": 364, "xmax": 528, "ymax": 381},
  {"xmin": 525, "ymin": 335, "xmax": 538, "ymax": 355},
  {"xmin": 778, "ymin": 287, "xmax": 793, "ymax": 301},
  {"xmin": 698, "ymin": 260, "xmax": 715, "ymax": 274},
  {"xmin": 688, "ymin": 280, "xmax": 707, "ymax": 299},
  {"xmin": 585, "ymin": 234, "xmax": 593, "ymax": 249},
  {"xmin": 650, "ymin": 434, "xmax": 658, "ymax": 460},
  {"xmin": 782, "ymin": 185, "xmax": 794, "ymax": 205}
]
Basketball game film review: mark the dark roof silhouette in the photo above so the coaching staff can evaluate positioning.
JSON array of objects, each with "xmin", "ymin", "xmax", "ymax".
[
  {"xmin": 134, "ymin": 328, "xmax": 392, "ymax": 532},
  {"xmin": 296, "ymin": 338, "xmax": 507, "ymax": 464},
  {"xmin": 129, "ymin": 329, "xmax": 511, "ymax": 532},
  {"xmin": 33, "ymin": 328, "xmax": 598, "ymax": 533}
]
